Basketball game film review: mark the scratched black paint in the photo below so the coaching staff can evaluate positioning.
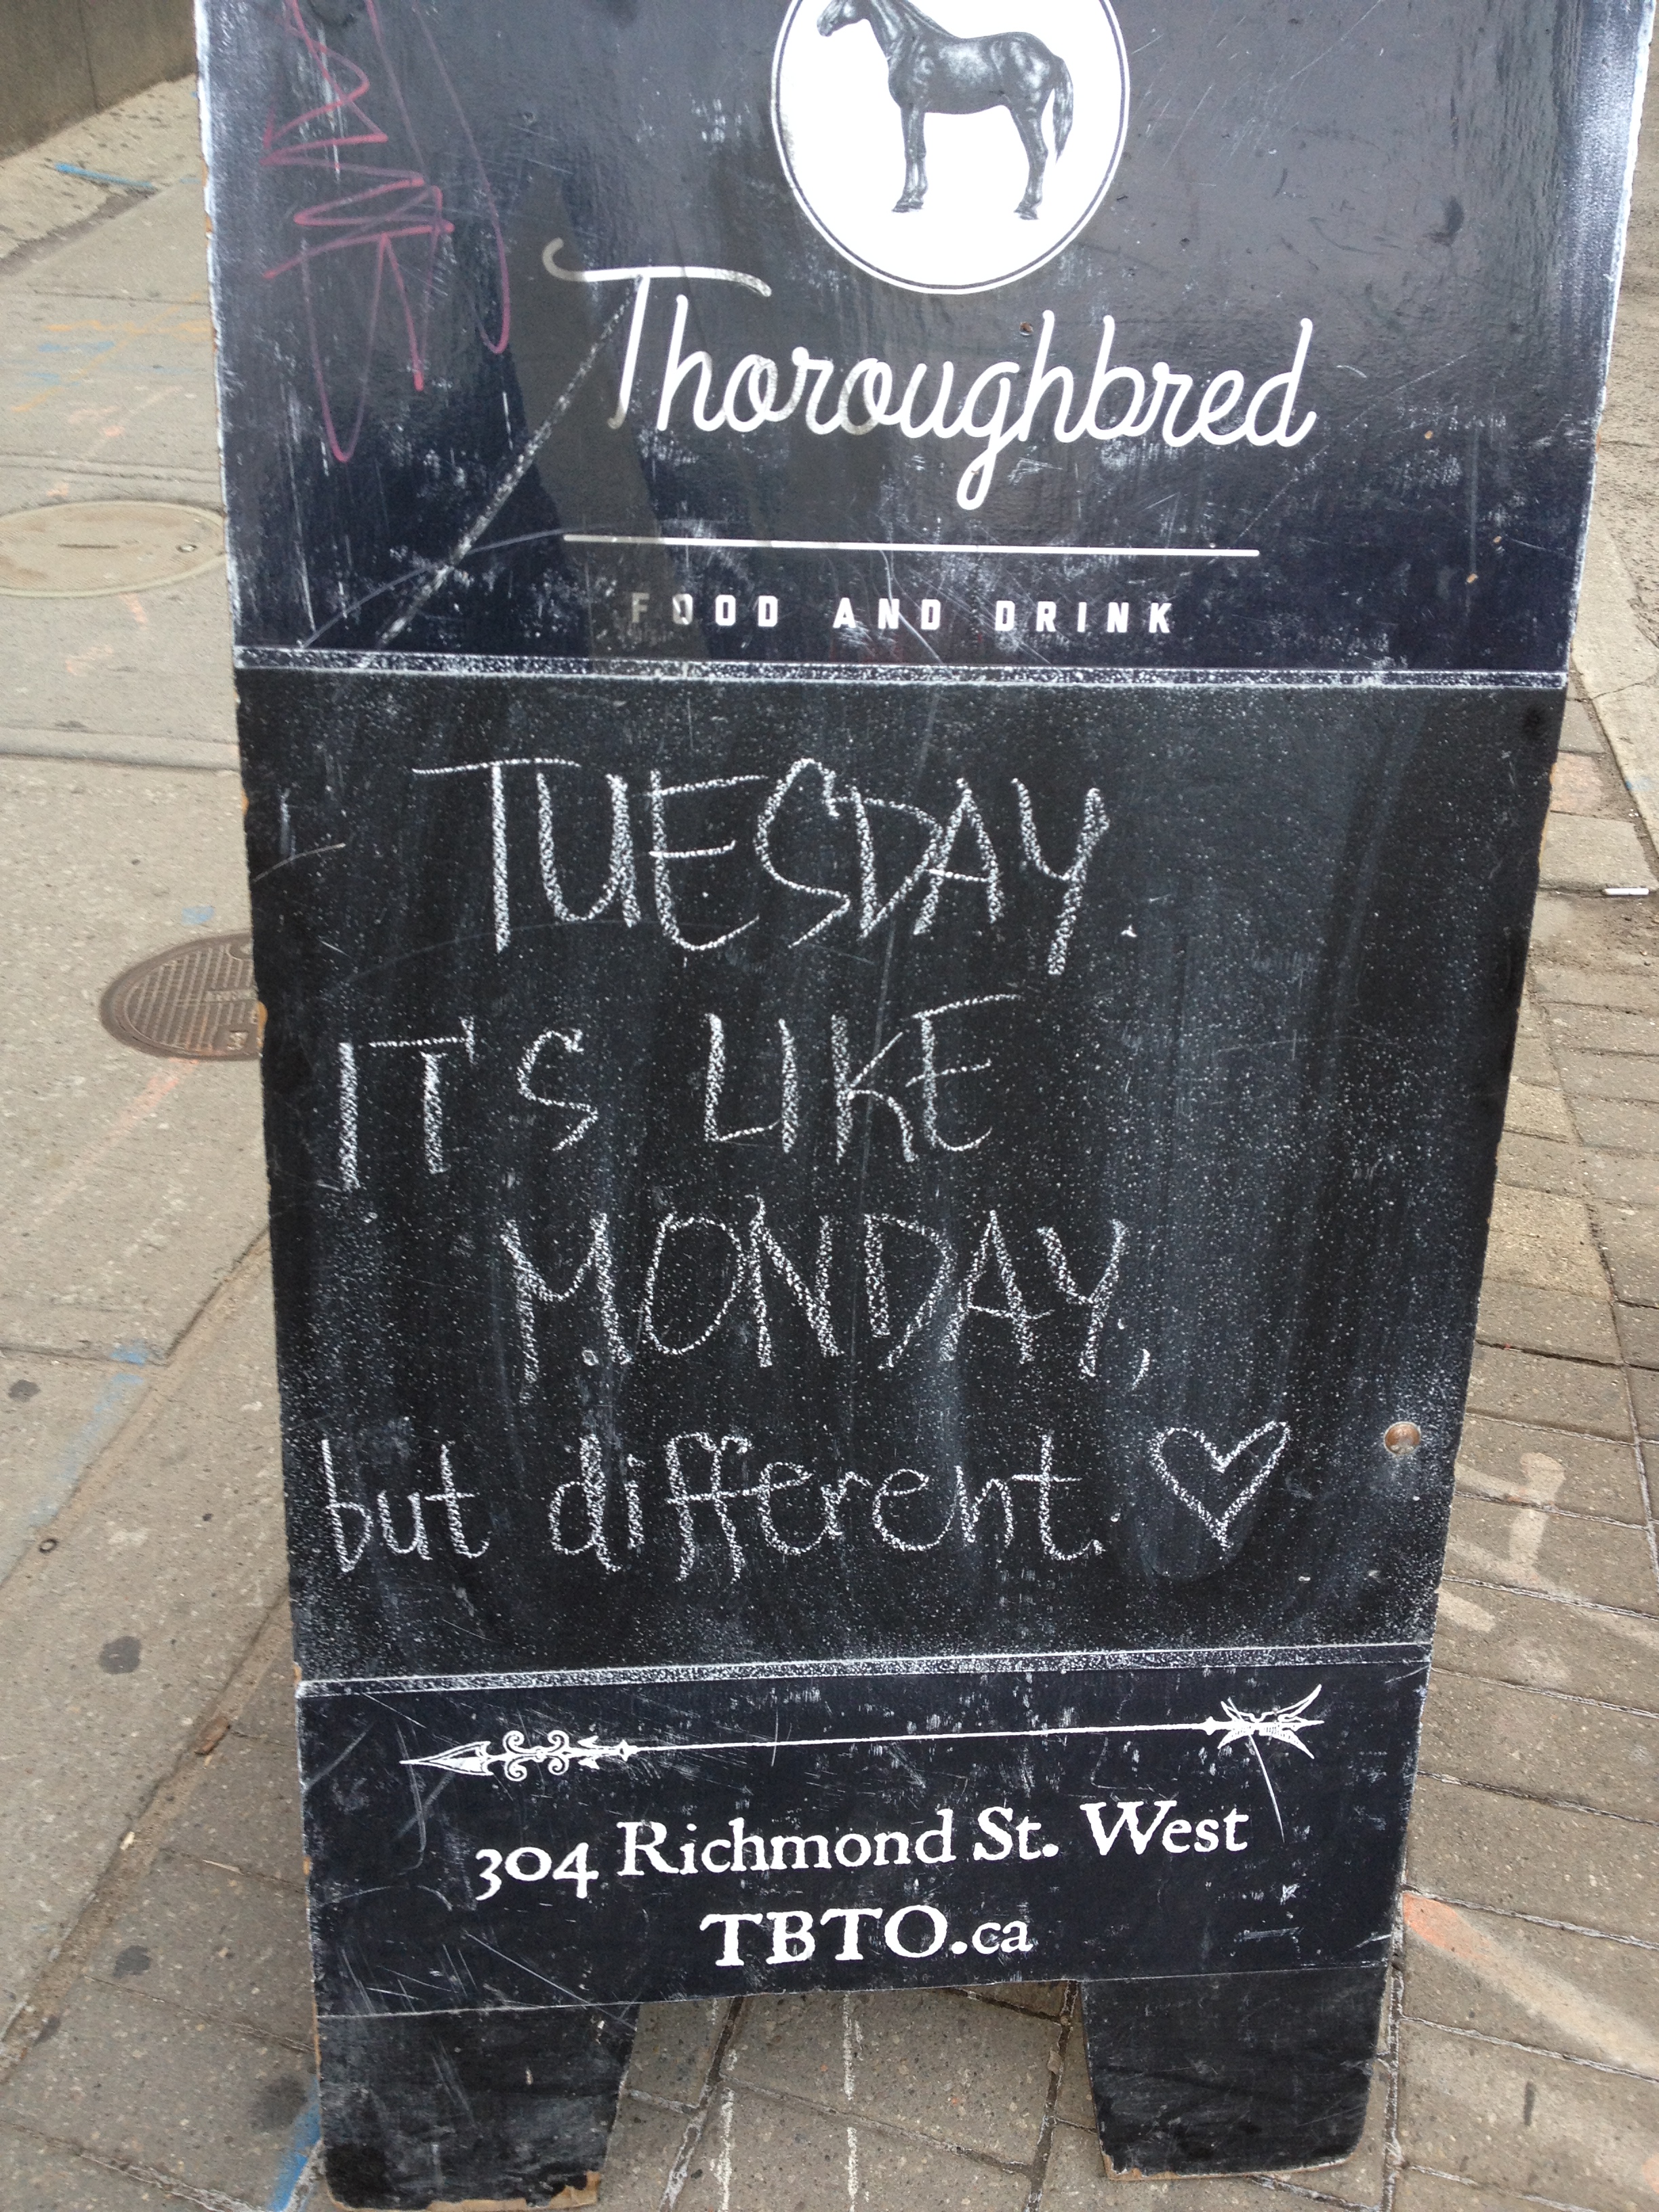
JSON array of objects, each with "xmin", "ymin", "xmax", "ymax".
[{"xmin": 198, "ymin": 0, "xmax": 1647, "ymax": 2197}]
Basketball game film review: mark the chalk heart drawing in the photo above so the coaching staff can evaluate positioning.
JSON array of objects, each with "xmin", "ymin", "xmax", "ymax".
[
  {"xmin": 1150, "ymin": 1422, "xmax": 1291, "ymax": 1548},
  {"xmin": 772, "ymin": 0, "xmax": 1130, "ymax": 295}
]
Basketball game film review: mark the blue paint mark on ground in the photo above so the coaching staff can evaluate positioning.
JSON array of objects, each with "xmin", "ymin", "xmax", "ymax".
[
  {"xmin": 268, "ymin": 2084, "xmax": 322, "ymax": 2210},
  {"xmin": 52, "ymin": 162, "xmax": 160, "ymax": 192},
  {"xmin": 182, "ymin": 904, "xmax": 216, "ymax": 925},
  {"xmin": 12, "ymin": 1352, "xmax": 155, "ymax": 1575}
]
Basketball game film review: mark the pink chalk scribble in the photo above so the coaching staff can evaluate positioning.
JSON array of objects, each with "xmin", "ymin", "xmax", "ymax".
[{"xmin": 262, "ymin": 0, "xmax": 510, "ymax": 464}]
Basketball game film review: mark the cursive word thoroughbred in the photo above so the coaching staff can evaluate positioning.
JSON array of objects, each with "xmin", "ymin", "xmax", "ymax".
[{"xmin": 817, "ymin": 0, "xmax": 1073, "ymax": 220}]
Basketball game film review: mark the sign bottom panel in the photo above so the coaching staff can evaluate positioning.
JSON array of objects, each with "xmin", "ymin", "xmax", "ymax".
[{"xmin": 300, "ymin": 1648, "xmax": 1426, "ymax": 2011}]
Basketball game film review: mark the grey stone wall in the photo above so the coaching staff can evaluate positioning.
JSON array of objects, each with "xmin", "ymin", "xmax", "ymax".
[{"xmin": 1, "ymin": 0, "xmax": 194, "ymax": 159}]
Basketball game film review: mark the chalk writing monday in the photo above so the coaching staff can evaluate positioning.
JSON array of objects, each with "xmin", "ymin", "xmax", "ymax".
[
  {"xmin": 545, "ymin": 247, "xmax": 1319, "ymax": 511},
  {"xmin": 341, "ymin": 758, "xmax": 1124, "ymax": 1376}
]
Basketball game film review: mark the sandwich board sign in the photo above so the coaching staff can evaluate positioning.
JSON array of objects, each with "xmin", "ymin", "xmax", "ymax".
[{"xmin": 197, "ymin": 1, "xmax": 1652, "ymax": 2202}]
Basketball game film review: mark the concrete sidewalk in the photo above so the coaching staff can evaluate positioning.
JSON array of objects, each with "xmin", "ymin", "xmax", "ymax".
[{"xmin": 0, "ymin": 74, "xmax": 1656, "ymax": 2212}]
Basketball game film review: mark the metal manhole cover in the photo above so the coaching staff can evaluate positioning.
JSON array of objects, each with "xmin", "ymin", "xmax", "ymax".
[
  {"xmin": 0, "ymin": 501, "xmax": 224, "ymax": 598},
  {"xmin": 100, "ymin": 935, "xmax": 260, "ymax": 1061}
]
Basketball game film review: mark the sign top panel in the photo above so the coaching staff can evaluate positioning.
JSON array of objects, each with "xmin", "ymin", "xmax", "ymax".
[{"xmin": 205, "ymin": 0, "xmax": 1647, "ymax": 680}]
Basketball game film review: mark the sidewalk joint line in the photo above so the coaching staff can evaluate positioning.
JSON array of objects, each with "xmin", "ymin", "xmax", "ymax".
[
  {"xmin": 159, "ymin": 1844, "xmax": 308, "ymax": 1900},
  {"xmin": 1449, "ymin": 1487, "xmax": 1646, "ymax": 1529},
  {"xmin": 619, "ymin": 2088, "xmax": 703, "ymax": 2118},
  {"xmin": 82, "ymin": 1967, "xmax": 312, "ymax": 2058},
  {"xmin": 712, "ymin": 2070, "xmax": 1038, "ymax": 2175},
  {"xmin": 1426, "ymin": 1658, "xmax": 1659, "ymax": 1721},
  {"xmin": 1399, "ymin": 2158, "xmax": 1600, "ymax": 2212},
  {"xmin": 1416, "ymin": 1769, "xmax": 1659, "ymax": 1827},
  {"xmin": 1404, "ymin": 1887, "xmax": 1659, "ymax": 1951},
  {"xmin": 1401, "ymin": 2010, "xmax": 1659, "ymax": 2083},
  {"xmin": 0, "ymin": 2116, "xmax": 262, "ymax": 2212},
  {"xmin": 1465, "ymin": 1406, "xmax": 1634, "ymax": 1442},
  {"xmin": 1379, "ymin": 1933, "xmax": 1404, "ymax": 2212},
  {"xmin": 659, "ymin": 1998, "xmax": 743, "ymax": 2212},
  {"xmin": 1473, "ymin": 1338, "xmax": 1624, "ymax": 1372},
  {"xmin": 1437, "ymin": 1570, "xmax": 1659, "ymax": 1626},
  {"xmin": 1259, "ymin": 2173, "xmax": 1382, "ymax": 2207},
  {"xmin": 1019, "ymin": 1978, "xmax": 1074, "ymax": 2212},
  {"xmin": 1476, "ymin": 1330, "xmax": 1635, "ymax": 1378}
]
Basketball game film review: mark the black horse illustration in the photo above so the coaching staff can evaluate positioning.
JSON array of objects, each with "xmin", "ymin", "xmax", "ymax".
[{"xmin": 817, "ymin": 0, "xmax": 1073, "ymax": 219}]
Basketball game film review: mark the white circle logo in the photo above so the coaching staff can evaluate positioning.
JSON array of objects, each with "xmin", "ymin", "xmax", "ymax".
[{"xmin": 772, "ymin": 0, "xmax": 1129, "ymax": 296}]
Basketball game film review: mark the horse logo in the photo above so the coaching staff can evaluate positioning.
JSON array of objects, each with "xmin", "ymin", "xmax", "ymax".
[
  {"xmin": 773, "ymin": 0, "xmax": 1128, "ymax": 296},
  {"xmin": 817, "ymin": 0, "xmax": 1073, "ymax": 221}
]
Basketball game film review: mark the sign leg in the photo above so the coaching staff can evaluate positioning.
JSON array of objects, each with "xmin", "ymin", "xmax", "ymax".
[
  {"xmin": 316, "ymin": 2006, "xmax": 638, "ymax": 2210},
  {"xmin": 1080, "ymin": 1966, "xmax": 1386, "ymax": 2176}
]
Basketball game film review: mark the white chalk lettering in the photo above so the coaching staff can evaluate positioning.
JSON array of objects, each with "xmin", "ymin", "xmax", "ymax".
[
  {"xmin": 912, "ymin": 783, "xmax": 1002, "ymax": 935},
  {"xmin": 851, "ymin": 789, "xmax": 944, "ymax": 937},
  {"xmin": 498, "ymin": 1202, "xmax": 1132, "ymax": 1382},
  {"xmin": 1038, "ymin": 1221, "xmax": 1127, "ymax": 1378},
  {"xmin": 430, "ymin": 1442, "xmax": 491, "ymax": 1558},
  {"xmin": 862, "ymin": 1212, "xmax": 954, "ymax": 1369},
  {"xmin": 382, "ymin": 1488, "xmax": 424, "ymax": 1555},
  {"xmin": 376, "ymin": 1487, "xmax": 429, "ymax": 1558},
  {"xmin": 548, "ymin": 1434, "xmax": 622, "ymax": 1571},
  {"xmin": 359, "ymin": 1018, "xmax": 476, "ymax": 1177},
  {"xmin": 869, "ymin": 1465, "xmax": 951, "ymax": 1553},
  {"xmin": 754, "ymin": 758, "xmax": 851, "ymax": 947},
  {"xmin": 410, "ymin": 758, "xmax": 1109, "ymax": 970},
  {"xmin": 1015, "ymin": 781, "xmax": 1109, "ymax": 977},
  {"xmin": 320, "ymin": 1437, "xmax": 489, "ymax": 1573},
  {"xmin": 1012, "ymin": 1433, "xmax": 1103, "ymax": 1561},
  {"xmin": 517, "ymin": 1027, "xmax": 598, "ymax": 1153},
  {"xmin": 337, "ymin": 1042, "xmax": 359, "ymax": 1191},
  {"xmin": 501, "ymin": 1214, "xmax": 632, "ymax": 1382},
  {"xmin": 322, "ymin": 1436, "xmax": 371, "ymax": 1573},
  {"xmin": 747, "ymin": 1200, "xmax": 838, "ymax": 1364},
  {"xmin": 537, "ymin": 769, "xmax": 640, "ymax": 927},
  {"xmin": 410, "ymin": 757, "xmax": 575, "ymax": 952},
  {"xmin": 953, "ymin": 1465, "xmax": 1015, "ymax": 1550},
  {"xmin": 941, "ymin": 1210, "xmax": 1044, "ymax": 1364},
  {"xmin": 832, "ymin": 1018, "xmax": 916, "ymax": 1163},
  {"xmin": 703, "ymin": 1013, "xmax": 799, "ymax": 1151},
  {"xmin": 648, "ymin": 773, "xmax": 766, "ymax": 952},
  {"xmin": 534, "ymin": 1427, "xmax": 1145, "ymax": 1579},
  {"xmin": 640, "ymin": 1214, "xmax": 747, "ymax": 1356},
  {"xmin": 908, "ymin": 996, "xmax": 1017, "ymax": 1153},
  {"xmin": 664, "ymin": 1430, "xmax": 755, "ymax": 1579}
]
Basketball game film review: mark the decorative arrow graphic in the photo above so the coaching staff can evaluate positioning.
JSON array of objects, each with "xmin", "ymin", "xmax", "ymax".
[{"xmin": 401, "ymin": 1687, "xmax": 1324, "ymax": 1785}]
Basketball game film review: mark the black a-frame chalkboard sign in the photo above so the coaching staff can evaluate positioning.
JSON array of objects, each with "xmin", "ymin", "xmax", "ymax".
[{"xmin": 198, "ymin": 1, "xmax": 1651, "ymax": 2201}]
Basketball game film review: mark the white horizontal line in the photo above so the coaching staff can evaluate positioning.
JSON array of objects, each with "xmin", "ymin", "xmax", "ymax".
[
  {"xmin": 400, "ymin": 1698, "xmax": 1327, "ymax": 1769},
  {"xmin": 236, "ymin": 647, "xmax": 1564, "ymax": 692},
  {"xmin": 401, "ymin": 1703, "xmax": 1326, "ymax": 1778},
  {"xmin": 299, "ymin": 1640, "xmax": 1427, "ymax": 1696},
  {"xmin": 564, "ymin": 533, "xmax": 1259, "ymax": 559}
]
